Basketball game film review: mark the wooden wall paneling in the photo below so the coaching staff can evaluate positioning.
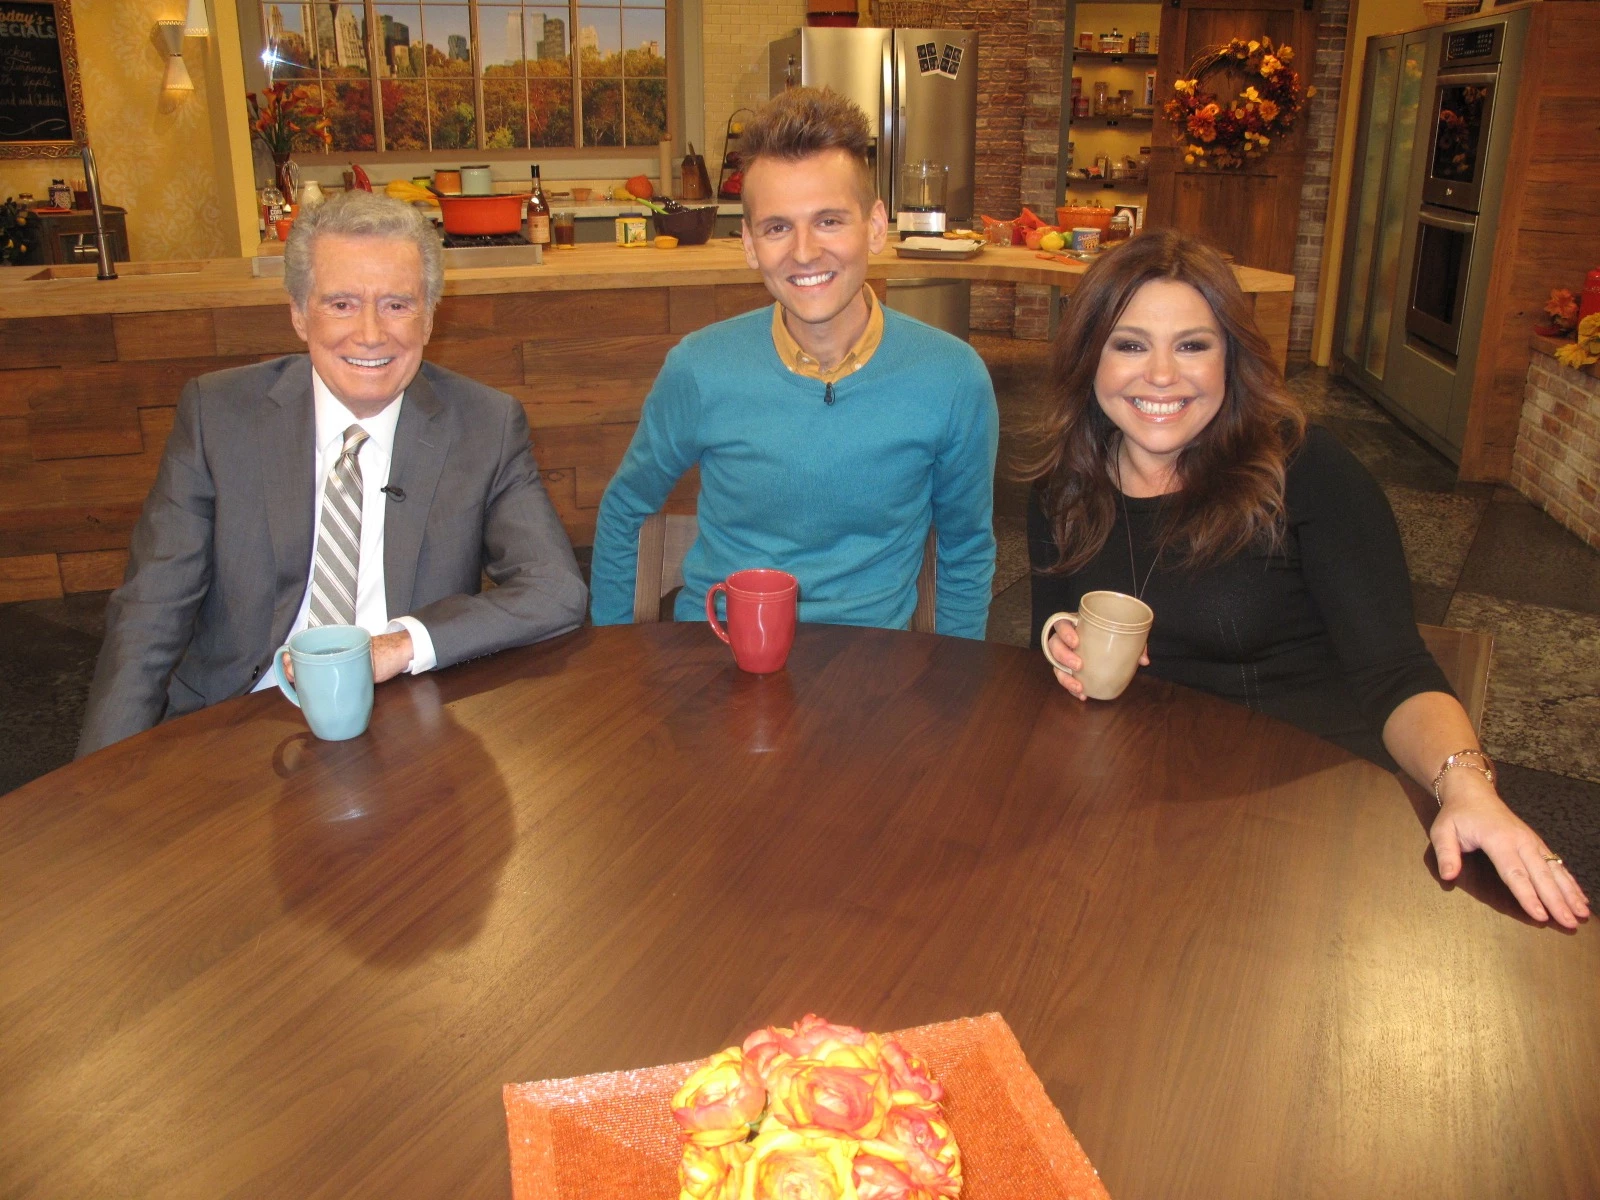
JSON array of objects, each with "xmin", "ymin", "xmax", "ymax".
[
  {"xmin": 490, "ymin": 289, "xmax": 671, "ymax": 339},
  {"xmin": 1459, "ymin": 2, "xmax": 1600, "ymax": 481},
  {"xmin": 1252, "ymin": 292, "xmax": 1292, "ymax": 372},
  {"xmin": 1541, "ymin": 3, "xmax": 1600, "ymax": 80},
  {"xmin": 0, "ymin": 316, "xmax": 116, "ymax": 368},
  {"xmin": 668, "ymin": 286, "xmax": 718, "ymax": 334},
  {"xmin": 28, "ymin": 393, "xmax": 142, "ymax": 461},
  {"xmin": 0, "ymin": 416, "xmax": 26, "ymax": 461},
  {"xmin": 513, "ymin": 396, "xmax": 646, "ymax": 430},
  {"xmin": 573, "ymin": 463, "xmax": 698, "ymax": 528},
  {"xmin": 57, "ymin": 407, "xmax": 173, "ymax": 503},
  {"xmin": 521, "ymin": 334, "xmax": 679, "ymax": 395},
  {"xmin": 59, "ymin": 549, "xmax": 129, "ymax": 593},
  {"xmin": 213, "ymin": 304, "xmax": 302, "ymax": 356},
  {"xmin": 575, "ymin": 465, "xmax": 609, "ymax": 510},
  {"xmin": 67, "ymin": 357, "xmax": 255, "ymax": 410},
  {"xmin": 0, "ymin": 553, "xmax": 62, "ymax": 603},
  {"xmin": 537, "ymin": 467, "xmax": 595, "ymax": 545},
  {"xmin": 713, "ymin": 284, "xmax": 774, "ymax": 321},
  {"xmin": 427, "ymin": 295, "xmax": 499, "ymax": 341},
  {"xmin": 112, "ymin": 312, "xmax": 218, "ymax": 362},
  {"xmin": 1165, "ymin": 167, "xmax": 1307, "ymax": 270},
  {"xmin": 24, "ymin": 358, "xmax": 225, "ymax": 462},
  {"xmin": 0, "ymin": 502, "xmax": 145, "ymax": 557},
  {"xmin": 1470, "ymin": 224, "xmax": 1598, "ymax": 478},
  {"xmin": 1147, "ymin": 0, "xmax": 1321, "ymax": 273},
  {"xmin": 529, "ymin": 422, "xmax": 638, "ymax": 471},
  {"xmin": 0, "ymin": 368, "xmax": 57, "ymax": 418},
  {"xmin": 422, "ymin": 338, "xmax": 526, "ymax": 389}
]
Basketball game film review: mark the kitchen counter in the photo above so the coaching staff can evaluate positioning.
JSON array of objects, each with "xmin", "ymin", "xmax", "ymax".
[
  {"xmin": 0, "ymin": 240, "xmax": 1292, "ymax": 319},
  {"xmin": 0, "ymin": 243, "xmax": 1293, "ymax": 602}
]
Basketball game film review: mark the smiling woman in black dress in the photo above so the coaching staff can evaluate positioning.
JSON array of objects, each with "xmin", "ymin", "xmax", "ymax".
[{"xmin": 1022, "ymin": 229, "xmax": 1588, "ymax": 929}]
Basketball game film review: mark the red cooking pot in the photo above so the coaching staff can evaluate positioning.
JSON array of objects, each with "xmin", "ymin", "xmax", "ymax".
[{"xmin": 433, "ymin": 192, "xmax": 528, "ymax": 236}]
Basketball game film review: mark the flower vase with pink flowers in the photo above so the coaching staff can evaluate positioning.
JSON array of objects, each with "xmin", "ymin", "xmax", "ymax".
[{"xmin": 670, "ymin": 1014, "xmax": 962, "ymax": 1200}]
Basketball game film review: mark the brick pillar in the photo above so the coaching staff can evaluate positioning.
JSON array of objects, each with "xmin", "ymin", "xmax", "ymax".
[
  {"xmin": 1289, "ymin": 0, "xmax": 1349, "ymax": 368},
  {"xmin": 942, "ymin": 1, "xmax": 1031, "ymax": 334},
  {"xmin": 1014, "ymin": 0, "xmax": 1065, "ymax": 340}
]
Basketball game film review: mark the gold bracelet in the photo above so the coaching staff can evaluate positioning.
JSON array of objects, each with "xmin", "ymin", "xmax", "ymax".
[{"xmin": 1432, "ymin": 748, "xmax": 1494, "ymax": 807}]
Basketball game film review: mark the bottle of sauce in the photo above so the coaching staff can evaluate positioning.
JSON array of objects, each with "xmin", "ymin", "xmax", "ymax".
[{"xmin": 526, "ymin": 164, "xmax": 551, "ymax": 247}]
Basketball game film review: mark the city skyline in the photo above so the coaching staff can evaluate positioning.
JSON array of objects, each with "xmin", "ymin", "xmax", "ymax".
[{"xmin": 265, "ymin": 3, "xmax": 665, "ymax": 73}]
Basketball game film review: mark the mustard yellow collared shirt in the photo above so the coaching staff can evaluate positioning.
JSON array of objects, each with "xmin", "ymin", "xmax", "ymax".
[{"xmin": 770, "ymin": 286, "xmax": 884, "ymax": 385}]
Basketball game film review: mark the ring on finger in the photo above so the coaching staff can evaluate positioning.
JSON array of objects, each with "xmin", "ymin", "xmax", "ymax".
[{"xmin": 1541, "ymin": 851, "xmax": 1564, "ymax": 866}]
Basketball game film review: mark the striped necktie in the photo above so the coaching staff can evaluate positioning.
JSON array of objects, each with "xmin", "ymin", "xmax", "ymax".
[{"xmin": 307, "ymin": 424, "xmax": 369, "ymax": 628}]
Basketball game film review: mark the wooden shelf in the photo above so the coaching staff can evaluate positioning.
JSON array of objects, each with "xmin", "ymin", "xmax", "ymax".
[
  {"xmin": 1069, "ymin": 115, "xmax": 1154, "ymax": 129},
  {"xmin": 1071, "ymin": 51, "xmax": 1159, "ymax": 64},
  {"xmin": 1065, "ymin": 178, "xmax": 1150, "ymax": 191}
]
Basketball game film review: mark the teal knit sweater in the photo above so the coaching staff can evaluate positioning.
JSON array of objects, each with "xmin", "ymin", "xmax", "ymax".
[{"xmin": 589, "ymin": 305, "xmax": 998, "ymax": 637}]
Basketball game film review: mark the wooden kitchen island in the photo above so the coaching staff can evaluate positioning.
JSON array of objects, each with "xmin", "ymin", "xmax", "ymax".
[{"xmin": 0, "ymin": 242, "xmax": 1293, "ymax": 600}]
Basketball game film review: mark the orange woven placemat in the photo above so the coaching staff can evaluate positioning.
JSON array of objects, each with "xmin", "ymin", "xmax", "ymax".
[{"xmin": 503, "ymin": 1012, "xmax": 1110, "ymax": 1199}]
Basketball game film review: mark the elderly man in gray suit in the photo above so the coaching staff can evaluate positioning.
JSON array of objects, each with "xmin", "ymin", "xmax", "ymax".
[{"xmin": 77, "ymin": 190, "xmax": 587, "ymax": 757}]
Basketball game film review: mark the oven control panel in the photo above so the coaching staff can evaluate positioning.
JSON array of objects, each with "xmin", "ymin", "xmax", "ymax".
[{"xmin": 1443, "ymin": 24, "xmax": 1502, "ymax": 67}]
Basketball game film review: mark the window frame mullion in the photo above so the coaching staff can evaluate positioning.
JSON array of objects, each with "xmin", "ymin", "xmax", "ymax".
[
  {"xmin": 470, "ymin": 1, "xmax": 487, "ymax": 149},
  {"xmin": 570, "ymin": 0, "xmax": 582, "ymax": 148},
  {"xmin": 365, "ymin": 0, "xmax": 386, "ymax": 151}
]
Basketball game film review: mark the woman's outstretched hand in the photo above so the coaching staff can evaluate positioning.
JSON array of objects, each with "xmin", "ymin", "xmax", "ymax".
[{"xmin": 1431, "ymin": 770, "xmax": 1590, "ymax": 929}]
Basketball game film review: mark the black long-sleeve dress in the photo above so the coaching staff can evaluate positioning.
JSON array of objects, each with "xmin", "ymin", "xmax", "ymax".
[{"xmin": 1028, "ymin": 426, "xmax": 1452, "ymax": 767}]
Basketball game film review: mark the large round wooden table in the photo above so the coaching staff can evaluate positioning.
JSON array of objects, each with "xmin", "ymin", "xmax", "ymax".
[{"xmin": 2, "ymin": 624, "xmax": 1595, "ymax": 1198}]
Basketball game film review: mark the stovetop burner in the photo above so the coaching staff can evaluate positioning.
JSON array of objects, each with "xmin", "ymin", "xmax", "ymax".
[{"xmin": 440, "ymin": 231, "xmax": 533, "ymax": 249}]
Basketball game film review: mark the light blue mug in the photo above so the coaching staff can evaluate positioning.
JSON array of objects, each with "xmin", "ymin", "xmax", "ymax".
[{"xmin": 274, "ymin": 625, "xmax": 374, "ymax": 741}]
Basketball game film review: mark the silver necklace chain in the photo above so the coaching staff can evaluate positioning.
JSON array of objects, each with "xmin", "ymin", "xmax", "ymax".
[{"xmin": 1115, "ymin": 451, "xmax": 1166, "ymax": 602}]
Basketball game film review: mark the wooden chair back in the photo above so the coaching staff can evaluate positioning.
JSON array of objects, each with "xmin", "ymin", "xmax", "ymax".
[
  {"xmin": 1417, "ymin": 623, "xmax": 1493, "ymax": 735},
  {"xmin": 633, "ymin": 514, "xmax": 939, "ymax": 634}
]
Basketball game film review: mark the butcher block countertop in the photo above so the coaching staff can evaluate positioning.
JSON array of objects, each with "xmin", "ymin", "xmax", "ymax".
[{"xmin": 0, "ymin": 240, "xmax": 1294, "ymax": 319}]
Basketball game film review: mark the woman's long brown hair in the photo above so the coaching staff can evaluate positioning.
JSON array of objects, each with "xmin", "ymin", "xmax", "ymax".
[{"xmin": 1020, "ymin": 229, "xmax": 1307, "ymax": 574}]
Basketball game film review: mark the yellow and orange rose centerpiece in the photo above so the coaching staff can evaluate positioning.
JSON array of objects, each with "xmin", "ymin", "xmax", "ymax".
[{"xmin": 669, "ymin": 1015, "xmax": 963, "ymax": 1200}]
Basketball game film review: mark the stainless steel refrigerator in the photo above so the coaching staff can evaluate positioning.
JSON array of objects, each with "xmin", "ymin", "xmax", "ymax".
[{"xmin": 768, "ymin": 27, "xmax": 979, "ymax": 338}]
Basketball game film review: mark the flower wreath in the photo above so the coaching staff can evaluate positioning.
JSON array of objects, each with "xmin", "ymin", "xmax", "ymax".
[{"xmin": 1163, "ymin": 37, "xmax": 1314, "ymax": 169}]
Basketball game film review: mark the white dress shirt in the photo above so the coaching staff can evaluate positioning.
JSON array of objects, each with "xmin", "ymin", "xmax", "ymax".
[{"xmin": 252, "ymin": 370, "xmax": 437, "ymax": 691}]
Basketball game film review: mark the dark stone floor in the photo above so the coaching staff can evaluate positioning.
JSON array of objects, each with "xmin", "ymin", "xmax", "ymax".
[{"xmin": 2, "ymin": 339, "xmax": 1595, "ymax": 892}]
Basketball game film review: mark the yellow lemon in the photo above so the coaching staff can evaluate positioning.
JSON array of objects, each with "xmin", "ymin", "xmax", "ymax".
[
  {"xmin": 1040, "ymin": 231, "xmax": 1066, "ymax": 253},
  {"xmin": 655, "ymin": 235, "xmax": 679, "ymax": 249}
]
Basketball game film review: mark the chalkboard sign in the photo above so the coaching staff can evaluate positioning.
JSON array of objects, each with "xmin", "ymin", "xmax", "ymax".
[{"xmin": 0, "ymin": 0, "xmax": 86, "ymax": 157}]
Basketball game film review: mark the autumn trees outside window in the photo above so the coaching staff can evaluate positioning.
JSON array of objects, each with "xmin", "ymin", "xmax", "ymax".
[{"xmin": 258, "ymin": 2, "xmax": 669, "ymax": 153}]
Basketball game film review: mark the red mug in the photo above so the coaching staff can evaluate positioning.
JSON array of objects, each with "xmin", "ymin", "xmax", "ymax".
[{"xmin": 705, "ymin": 569, "xmax": 799, "ymax": 674}]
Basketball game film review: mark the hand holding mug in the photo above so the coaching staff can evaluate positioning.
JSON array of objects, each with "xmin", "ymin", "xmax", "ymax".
[
  {"xmin": 281, "ymin": 628, "xmax": 413, "ymax": 686},
  {"xmin": 1041, "ymin": 591, "xmax": 1153, "ymax": 701}
]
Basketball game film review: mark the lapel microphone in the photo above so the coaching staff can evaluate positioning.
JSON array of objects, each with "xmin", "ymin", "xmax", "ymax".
[{"xmin": 380, "ymin": 485, "xmax": 406, "ymax": 502}]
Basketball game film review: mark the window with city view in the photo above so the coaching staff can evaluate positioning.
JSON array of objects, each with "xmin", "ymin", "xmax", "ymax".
[{"xmin": 257, "ymin": 2, "xmax": 668, "ymax": 152}]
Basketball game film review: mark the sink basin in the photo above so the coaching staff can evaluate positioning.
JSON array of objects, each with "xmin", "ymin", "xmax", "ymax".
[{"xmin": 26, "ymin": 260, "xmax": 206, "ymax": 281}]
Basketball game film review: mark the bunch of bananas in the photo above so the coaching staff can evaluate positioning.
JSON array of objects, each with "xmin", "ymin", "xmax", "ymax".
[{"xmin": 384, "ymin": 179, "xmax": 438, "ymax": 207}]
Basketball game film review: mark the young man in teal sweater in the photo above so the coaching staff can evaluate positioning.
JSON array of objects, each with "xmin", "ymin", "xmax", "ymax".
[{"xmin": 589, "ymin": 88, "xmax": 998, "ymax": 637}]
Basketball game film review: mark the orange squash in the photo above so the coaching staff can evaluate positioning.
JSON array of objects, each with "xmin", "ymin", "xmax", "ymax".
[{"xmin": 625, "ymin": 174, "xmax": 654, "ymax": 200}]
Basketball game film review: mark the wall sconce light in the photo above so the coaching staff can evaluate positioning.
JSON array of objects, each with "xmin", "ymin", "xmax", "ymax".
[
  {"xmin": 156, "ymin": 20, "xmax": 194, "ymax": 92},
  {"xmin": 183, "ymin": 0, "xmax": 210, "ymax": 38}
]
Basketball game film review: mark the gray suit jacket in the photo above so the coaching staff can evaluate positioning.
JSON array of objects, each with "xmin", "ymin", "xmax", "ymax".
[{"xmin": 77, "ymin": 354, "xmax": 587, "ymax": 757}]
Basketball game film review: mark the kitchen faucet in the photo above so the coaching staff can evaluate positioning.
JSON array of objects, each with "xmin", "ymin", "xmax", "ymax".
[{"xmin": 79, "ymin": 144, "xmax": 117, "ymax": 281}]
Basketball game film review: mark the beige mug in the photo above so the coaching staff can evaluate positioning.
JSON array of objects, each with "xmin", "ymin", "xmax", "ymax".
[{"xmin": 1040, "ymin": 590, "xmax": 1154, "ymax": 700}]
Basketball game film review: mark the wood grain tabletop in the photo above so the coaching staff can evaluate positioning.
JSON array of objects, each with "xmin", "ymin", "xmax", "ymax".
[{"xmin": 1, "ymin": 624, "xmax": 1593, "ymax": 1199}]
